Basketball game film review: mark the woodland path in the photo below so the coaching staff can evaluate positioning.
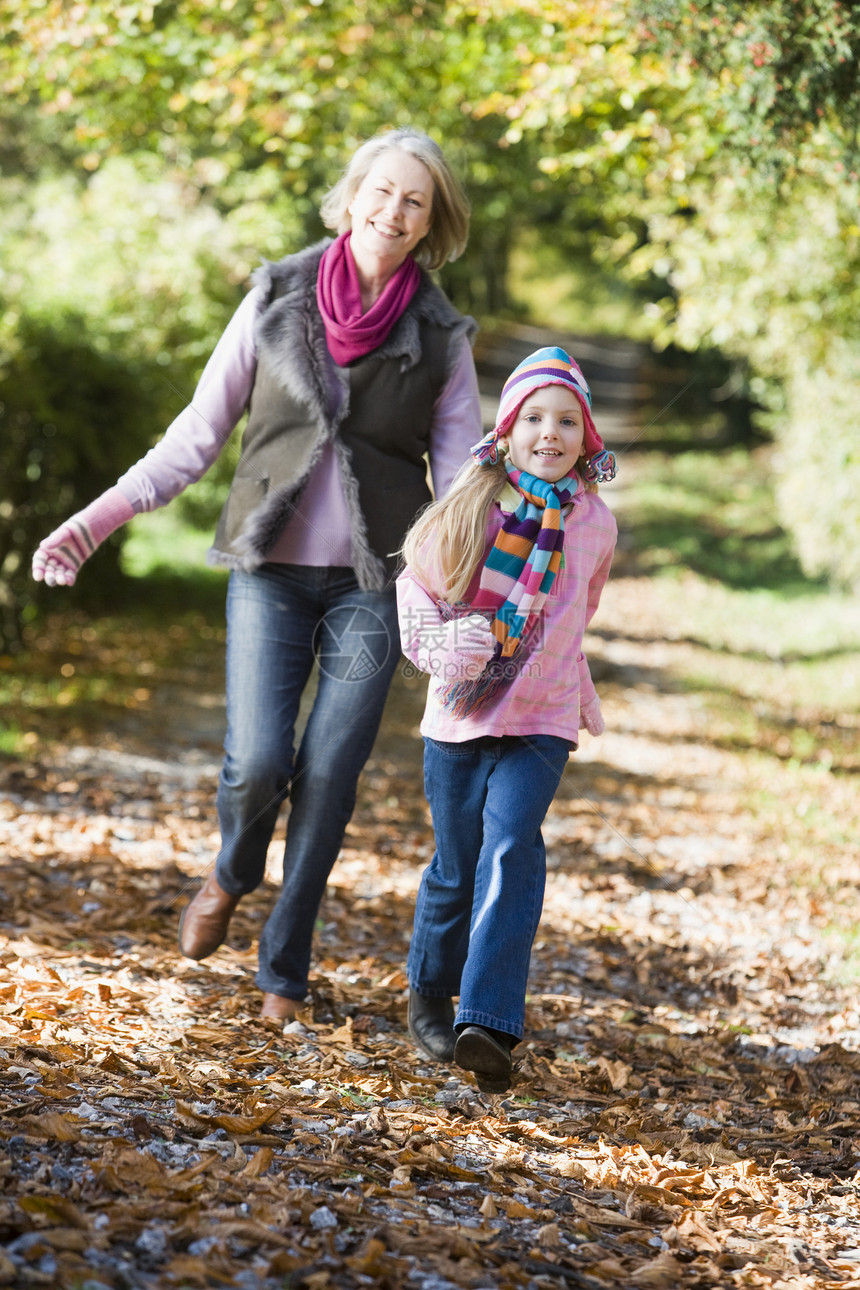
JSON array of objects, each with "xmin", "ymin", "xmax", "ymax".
[{"xmin": 2, "ymin": 448, "xmax": 859, "ymax": 1287}]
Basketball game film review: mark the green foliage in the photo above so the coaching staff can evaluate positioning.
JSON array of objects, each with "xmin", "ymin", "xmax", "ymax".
[
  {"xmin": 3, "ymin": 0, "xmax": 860, "ymax": 595},
  {"xmin": 0, "ymin": 314, "xmax": 159, "ymax": 651},
  {"xmin": 775, "ymin": 349, "xmax": 860, "ymax": 591},
  {"xmin": 609, "ymin": 3, "xmax": 860, "ymax": 587},
  {"xmin": 120, "ymin": 507, "xmax": 222, "ymax": 580},
  {"xmin": 1, "ymin": 149, "xmax": 246, "ymax": 362},
  {"xmin": 0, "ymin": 146, "xmax": 245, "ymax": 652},
  {"xmin": 2, "ymin": 0, "xmax": 649, "ymax": 315},
  {"xmin": 636, "ymin": 0, "xmax": 860, "ymax": 168}
]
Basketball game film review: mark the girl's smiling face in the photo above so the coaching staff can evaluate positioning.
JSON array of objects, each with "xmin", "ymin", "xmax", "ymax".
[{"xmin": 501, "ymin": 382, "xmax": 586, "ymax": 482}]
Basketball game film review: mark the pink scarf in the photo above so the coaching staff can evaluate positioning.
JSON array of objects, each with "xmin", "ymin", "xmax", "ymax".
[{"xmin": 316, "ymin": 232, "xmax": 421, "ymax": 366}]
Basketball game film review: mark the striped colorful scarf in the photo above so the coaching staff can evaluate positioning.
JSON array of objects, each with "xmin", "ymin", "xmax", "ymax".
[{"xmin": 439, "ymin": 462, "xmax": 580, "ymax": 718}]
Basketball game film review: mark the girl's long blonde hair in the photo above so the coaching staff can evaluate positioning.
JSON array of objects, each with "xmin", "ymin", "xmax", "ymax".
[
  {"xmin": 402, "ymin": 459, "xmax": 506, "ymax": 602},
  {"xmin": 402, "ymin": 454, "xmax": 596, "ymax": 602}
]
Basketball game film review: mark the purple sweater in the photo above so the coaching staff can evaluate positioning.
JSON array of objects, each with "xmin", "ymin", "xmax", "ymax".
[{"xmin": 116, "ymin": 286, "xmax": 482, "ymax": 566}]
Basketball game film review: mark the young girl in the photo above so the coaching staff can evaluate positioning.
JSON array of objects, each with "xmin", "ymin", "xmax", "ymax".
[{"xmin": 396, "ymin": 346, "xmax": 617, "ymax": 1093}]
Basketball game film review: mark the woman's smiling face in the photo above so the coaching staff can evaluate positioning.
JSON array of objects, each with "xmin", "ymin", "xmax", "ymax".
[
  {"xmin": 501, "ymin": 382, "xmax": 586, "ymax": 482},
  {"xmin": 347, "ymin": 149, "xmax": 434, "ymax": 271}
]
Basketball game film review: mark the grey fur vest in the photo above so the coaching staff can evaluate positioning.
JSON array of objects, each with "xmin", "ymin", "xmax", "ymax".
[{"xmin": 208, "ymin": 239, "xmax": 476, "ymax": 589}]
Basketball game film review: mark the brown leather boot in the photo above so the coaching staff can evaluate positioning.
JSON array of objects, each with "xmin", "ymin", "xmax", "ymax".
[
  {"xmin": 178, "ymin": 871, "xmax": 241, "ymax": 960},
  {"xmin": 260, "ymin": 993, "xmax": 302, "ymax": 1022}
]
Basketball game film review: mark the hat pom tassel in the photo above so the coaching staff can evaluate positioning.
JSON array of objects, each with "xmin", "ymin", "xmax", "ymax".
[
  {"xmin": 582, "ymin": 448, "xmax": 617, "ymax": 483},
  {"xmin": 470, "ymin": 431, "xmax": 502, "ymax": 466}
]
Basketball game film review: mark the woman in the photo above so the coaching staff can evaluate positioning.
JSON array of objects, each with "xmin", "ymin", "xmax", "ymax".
[{"xmin": 32, "ymin": 127, "xmax": 481, "ymax": 1020}]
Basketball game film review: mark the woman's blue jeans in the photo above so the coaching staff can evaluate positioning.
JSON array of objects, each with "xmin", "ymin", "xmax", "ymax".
[
  {"xmin": 407, "ymin": 733, "xmax": 570, "ymax": 1039},
  {"xmin": 214, "ymin": 565, "xmax": 400, "ymax": 1000}
]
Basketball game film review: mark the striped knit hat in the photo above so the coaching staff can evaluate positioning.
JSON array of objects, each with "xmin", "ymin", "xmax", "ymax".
[{"xmin": 471, "ymin": 346, "xmax": 617, "ymax": 483}]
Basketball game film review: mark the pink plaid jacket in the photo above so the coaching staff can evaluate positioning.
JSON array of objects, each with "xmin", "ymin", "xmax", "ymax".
[{"xmin": 396, "ymin": 489, "xmax": 617, "ymax": 746}]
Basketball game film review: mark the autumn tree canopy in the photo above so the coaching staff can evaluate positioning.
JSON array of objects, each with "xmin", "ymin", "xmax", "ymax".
[{"xmin": 2, "ymin": 0, "xmax": 859, "ymax": 650}]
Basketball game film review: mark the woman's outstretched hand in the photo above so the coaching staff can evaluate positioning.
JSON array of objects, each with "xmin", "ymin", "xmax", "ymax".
[{"xmin": 32, "ymin": 488, "xmax": 136, "ymax": 587}]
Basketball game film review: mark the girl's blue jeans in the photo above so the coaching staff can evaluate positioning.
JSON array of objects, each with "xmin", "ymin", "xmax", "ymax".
[
  {"xmin": 214, "ymin": 565, "xmax": 400, "ymax": 1000},
  {"xmin": 407, "ymin": 733, "xmax": 570, "ymax": 1040}
]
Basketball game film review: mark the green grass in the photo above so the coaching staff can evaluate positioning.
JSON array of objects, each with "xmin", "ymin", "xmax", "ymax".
[
  {"xmin": 614, "ymin": 448, "xmax": 826, "ymax": 593},
  {"xmin": 612, "ymin": 447, "xmax": 860, "ymax": 654},
  {"xmin": 606, "ymin": 446, "xmax": 860, "ymax": 786}
]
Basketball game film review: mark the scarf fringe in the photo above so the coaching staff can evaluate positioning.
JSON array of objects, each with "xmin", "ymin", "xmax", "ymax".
[
  {"xmin": 439, "ymin": 654, "xmax": 522, "ymax": 719},
  {"xmin": 436, "ymin": 605, "xmax": 537, "ymax": 719}
]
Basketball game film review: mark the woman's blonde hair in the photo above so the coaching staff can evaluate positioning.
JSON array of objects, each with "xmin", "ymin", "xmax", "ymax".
[
  {"xmin": 401, "ymin": 454, "xmax": 598, "ymax": 601},
  {"xmin": 319, "ymin": 127, "xmax": 470, "ymax": 271}
]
